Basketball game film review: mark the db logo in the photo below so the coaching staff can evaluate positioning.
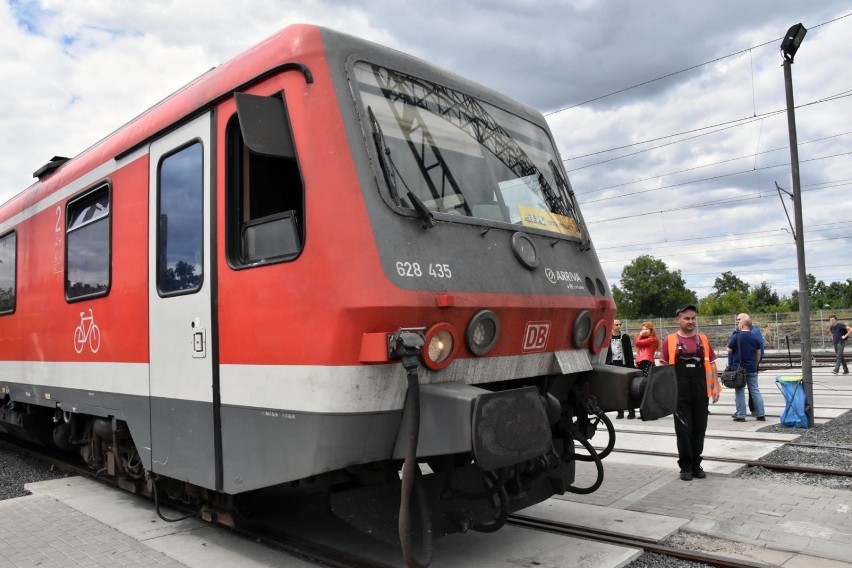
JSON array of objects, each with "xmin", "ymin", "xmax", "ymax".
[{"xmin": 522, "ymin": 321, "xmax": 551, "ymax": 352}]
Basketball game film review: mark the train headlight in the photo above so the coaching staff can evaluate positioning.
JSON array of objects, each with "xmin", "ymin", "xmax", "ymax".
[
  {"xmin": 572, "ymin": 310, "xmax": 593, "ymax": 347},
  {"xmin": 511, "ymin": 232, "xmax": 538, "ymax": 270},
  {"xmin": 466, "ymin": 310, "xmax": 500, "ymax": 356},
  {"xmin": 422, "ymin": 323, "xmax": 459, "ymax": 370},
  {"xmin": 590, "ymin": 319, "xmax": 608, "ymax": 353}
]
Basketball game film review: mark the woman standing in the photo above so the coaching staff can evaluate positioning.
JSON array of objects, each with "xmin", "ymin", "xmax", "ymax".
[
  {"xmin": 635, "ymin": 322, "xmax": 660, "ymax": 376},
  {"xmin": 632, "ymin": 322, "xmax": 660, "ymax": 419}
]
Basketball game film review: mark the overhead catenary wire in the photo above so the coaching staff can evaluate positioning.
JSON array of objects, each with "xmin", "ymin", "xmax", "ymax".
[
  {"xmin": 577, "ymin": 131, "xmax": 852, "ymax": 196},
  {"xmin": 563, "ymin": 89, "xmax": 852, "ymax": 166},
  {"xmin": 544, "ymin": 11, "xmax": 852, "ymax": 118},
  {"xmin": 595, "ymin": 220, "xmax": 852, "ymax": 253},
  {"xmin": 582, "ymin": 177, "xmax": 852, "ymax": 225},
  {"xmin": 578, "ymin": 151, "xmax": 852, "ymax": 207}
]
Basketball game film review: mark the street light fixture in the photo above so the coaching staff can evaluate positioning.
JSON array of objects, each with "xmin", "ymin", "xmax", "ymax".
[
  {"xmin": 781, "ymin": 23, "xmax": 807, "ymax": 61},
  {"xmin": 780, "ymin": 22, "xmax": 814, "ymax": 427}
]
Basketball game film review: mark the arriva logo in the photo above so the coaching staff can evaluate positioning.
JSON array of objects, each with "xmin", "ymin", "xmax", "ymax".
[
  {"xmin": 522, "ymin": 321, "xmax": 550, "ymax": 352},
  {"xmin": 544, "ymin": 267, "xmax": 582, "ymax": 284}
]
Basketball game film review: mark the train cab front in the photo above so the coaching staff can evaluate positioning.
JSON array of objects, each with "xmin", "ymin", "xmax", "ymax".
[{"xmin": 330, "ymin": 317, "xmax": 649, "ymax": 555}]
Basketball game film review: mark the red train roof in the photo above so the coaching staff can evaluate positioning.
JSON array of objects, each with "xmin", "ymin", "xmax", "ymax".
[{"xmin": 3, "ymin": 23, "xmax": 323, "ymax": 217}]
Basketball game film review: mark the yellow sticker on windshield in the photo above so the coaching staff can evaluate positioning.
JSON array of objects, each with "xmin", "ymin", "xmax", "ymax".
[{"xmin": 518, "ymin": 205, "xmax": 581, "ymax": 237}]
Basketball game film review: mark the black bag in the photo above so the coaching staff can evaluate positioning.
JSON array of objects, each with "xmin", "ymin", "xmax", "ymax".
[
  {"xmin": 639, "ymin": 365, "xmax": 677, "ymax": 420},
  {"xmin": 721, "ymin": 366, "xmax": 746, "ymax": 389},
  {"xmin": 722, "ymin": 329, "xmax": 747, "ymax": 389}
]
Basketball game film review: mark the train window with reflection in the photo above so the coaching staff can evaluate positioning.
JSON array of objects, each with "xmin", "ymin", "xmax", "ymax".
[
  {"xmin": 0, "ymin": 230, "xmax": 16, "ymax": 314},
  {"xmin": 66, "ymin": 185, "xmax": 110, "ymax": 301},
  {"xmin": 226, "ymin": 91, "xmax": 304, "ymax": 268},
  {"xmin": 354, "ymin": 62, "xmax": 584, "ymax": 239},
  {"xmin": 157, "ymin": 142, "xmax": 204, "ymax": 295}
]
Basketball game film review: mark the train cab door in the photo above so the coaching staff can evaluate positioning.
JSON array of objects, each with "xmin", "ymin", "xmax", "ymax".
[{"xmin": 147, "ymin": 112, "xmax": 218, "ymax": 490}]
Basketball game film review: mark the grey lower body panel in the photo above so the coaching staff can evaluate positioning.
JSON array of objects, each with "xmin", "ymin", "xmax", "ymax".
[
  {"xmin": 0, "ymin": 381, "xmax": 152, "ymax": 471},
  {"xmin": 3, "ymin": 380, "xmax": 558, "ymax": 497},
  {"xmin": 219, "ymin": 405, "xmax": 401, "ymax": 494},
  {"xmin": 149, "ymin": 397, "xmax": 217, "ymax": 490}
]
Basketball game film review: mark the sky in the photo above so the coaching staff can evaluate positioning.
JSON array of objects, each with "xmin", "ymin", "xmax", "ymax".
[{"xmin": 1, "ymin": 0, "xmax": 850, "ymax": 300}]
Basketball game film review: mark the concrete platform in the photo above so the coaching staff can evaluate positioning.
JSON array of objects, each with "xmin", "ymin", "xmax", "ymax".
[
  {"xmin": 13, "ymin": 476, "xmax": 314, "ymax": 567},
  {"xmin": 596, "ymin": 367, "xmax": 851, "ymax": 474},
  {"xmin": 562, "ymin": 366, "xmax": 852, "ymax": 567},
  {"xmin": 9, "ymin": 476, "xmax": 652, "ymax": 568}
]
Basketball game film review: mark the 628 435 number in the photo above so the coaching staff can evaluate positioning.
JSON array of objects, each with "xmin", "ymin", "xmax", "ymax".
[{"xmin": 395, "ymin": 261, "xmax": 452, "ymax": 279}]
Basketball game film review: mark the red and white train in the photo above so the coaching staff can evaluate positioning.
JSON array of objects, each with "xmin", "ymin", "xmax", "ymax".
[{"xmin": 0, "ymin": 24, "xmax": 640, "ymax": 565}]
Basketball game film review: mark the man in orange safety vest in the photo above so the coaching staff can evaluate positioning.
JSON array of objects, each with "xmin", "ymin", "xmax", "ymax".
[{"xmin": 660, "ymin": 305, "xmax": 722, "ymax": 481}]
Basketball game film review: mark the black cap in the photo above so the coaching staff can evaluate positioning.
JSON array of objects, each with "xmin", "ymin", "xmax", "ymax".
[{"xmin": 675, "ymin": 304, "xmax": 697, "ymax": 317}]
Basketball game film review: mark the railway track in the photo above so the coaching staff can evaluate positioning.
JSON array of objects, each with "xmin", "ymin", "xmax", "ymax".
[
  {"xmin": 757, "ymin": 352, "xmax": 838, "ymax": 368},
  {"xmin": 594, "ymin": 444, "xmax": 852, "ymax": 477},
  {"xmin": 585, "ymin": 425, "xmax": 852, "ymax": 477},
  {"xmin": 508, "ymin": 515, "xmax": 773, "ymax": 568}
]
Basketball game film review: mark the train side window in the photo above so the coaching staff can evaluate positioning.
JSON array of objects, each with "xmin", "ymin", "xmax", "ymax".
[
  {"xmin": 157, "ymin": 141, "xmax": 204, "ymax": 295},
  {"xmin": 226, "ymin": 91, "xmax": 304, "ymax": 268},
  {"xmin": 66, "ymin": 185, "xmax": 110, "ymax": 301},
  {"xmin": 0, "ymin": 230, "xmax": 16, "ymax": 314}
]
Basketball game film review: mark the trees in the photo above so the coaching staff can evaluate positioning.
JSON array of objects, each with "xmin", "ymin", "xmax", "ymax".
[
  {"xmin": 612, "ymin": 255, "xmax": 696, "ymax": 318},
  {"xmin": 750, "ymin": 282, "xmax": 780, "ymax": 312},
  {"xmin": 713, "ymin": 271, "xmax": 749, "ymax": 298},
  {"xmin": 612, "ymin": 255, "xmax": 849, "ymax": 317},
  {"xmin": 793, "ymin": 275, "xmax": 852, "ymax": 310}
]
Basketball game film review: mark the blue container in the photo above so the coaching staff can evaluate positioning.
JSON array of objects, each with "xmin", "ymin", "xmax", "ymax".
[{"xmin": 776, "ymin": 376, "xmax": 808, "ymax": 428}]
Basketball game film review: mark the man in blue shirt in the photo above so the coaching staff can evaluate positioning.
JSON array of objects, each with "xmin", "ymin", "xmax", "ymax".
[
  {"xmin": 728, "ymin": 314, "xmax": 765, "ymax": 421},
  {"xmin": 730, "ymin": 314, "xmax": 765, "ymax": 416}
]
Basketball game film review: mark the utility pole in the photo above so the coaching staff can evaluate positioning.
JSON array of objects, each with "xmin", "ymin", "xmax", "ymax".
[{"xmin": 781, "ymin": 23, "xmax": 814, "ymax": 427}]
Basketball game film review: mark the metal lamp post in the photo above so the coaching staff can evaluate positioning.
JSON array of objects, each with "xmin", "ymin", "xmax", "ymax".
[{"xmin": 781, "ymin": 22, "xmax": 814, "ymax": 427}]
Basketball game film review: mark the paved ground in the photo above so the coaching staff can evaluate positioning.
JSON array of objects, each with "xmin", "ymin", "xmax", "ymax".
[{"xmin": 557, "ymin": 365, "xmax": 852, "ymax": 567}]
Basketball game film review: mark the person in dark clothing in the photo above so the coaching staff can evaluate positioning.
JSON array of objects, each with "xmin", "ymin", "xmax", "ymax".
[
  {"xmin": 828, "ymin": 315, "xmax": 850, "ymax": 375},
  {"xmin": 606, "ymin": 319, "xmax": 636, "ymax": 418}
]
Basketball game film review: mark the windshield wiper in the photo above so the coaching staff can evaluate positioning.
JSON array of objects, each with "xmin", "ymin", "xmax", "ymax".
[
  {"xmin": 549, "ymin": 160, "xmax": 590, "ymax": 250},
  {"xmin": 368, "ymin": 106, "xmax": 400, "ymax": 205},
  {"xmin": 367, "ymin": 106, "xmax": 435, "ymax": 229}
]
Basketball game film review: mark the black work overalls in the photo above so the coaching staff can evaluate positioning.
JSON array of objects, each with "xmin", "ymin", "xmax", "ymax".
[{"xmin": 673, "ymin": 344, "xmax": 709, "ymax": 473}]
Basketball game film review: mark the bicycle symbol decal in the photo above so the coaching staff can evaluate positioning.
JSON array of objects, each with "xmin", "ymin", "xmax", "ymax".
[{"xmin": 73, "ymin": 308, "xmax": 101, "ymax": 354}]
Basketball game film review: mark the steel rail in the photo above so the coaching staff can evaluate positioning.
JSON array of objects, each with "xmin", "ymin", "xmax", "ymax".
[
  {"xmin": 592, "ymin": 428, "xmax": 797, "ymax": 444},
  {"xmin": 593, "ymin": 428, "xmax": 852, "ymax": 450},
  {"xmin": 594, "ymin": 445, "xmax": 852, "ymax": 476},
  {"xmin": 508, "ymin": 514, "xmax": 773, "ymax": 568}
]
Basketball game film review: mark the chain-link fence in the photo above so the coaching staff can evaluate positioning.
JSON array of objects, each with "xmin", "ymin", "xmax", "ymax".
[{"xmin": 619, "ymin": 309, "xmax": 852, "ymax": 356}]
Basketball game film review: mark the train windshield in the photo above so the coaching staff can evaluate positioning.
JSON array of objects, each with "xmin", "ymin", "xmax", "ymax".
[{"xmin": 354, "ymin": 62, "xmax": 583, "ymax": 238}]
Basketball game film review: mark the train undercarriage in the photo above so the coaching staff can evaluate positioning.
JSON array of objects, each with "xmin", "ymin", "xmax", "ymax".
[{"xmin": 0, "ymin": 363, "xmax": 674, "ymax": 566}]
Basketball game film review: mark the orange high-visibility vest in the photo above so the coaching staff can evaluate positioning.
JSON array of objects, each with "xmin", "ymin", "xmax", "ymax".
[{"xmin": 667, "ymin": 333, "xmax": 719, "ymax": 398}]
